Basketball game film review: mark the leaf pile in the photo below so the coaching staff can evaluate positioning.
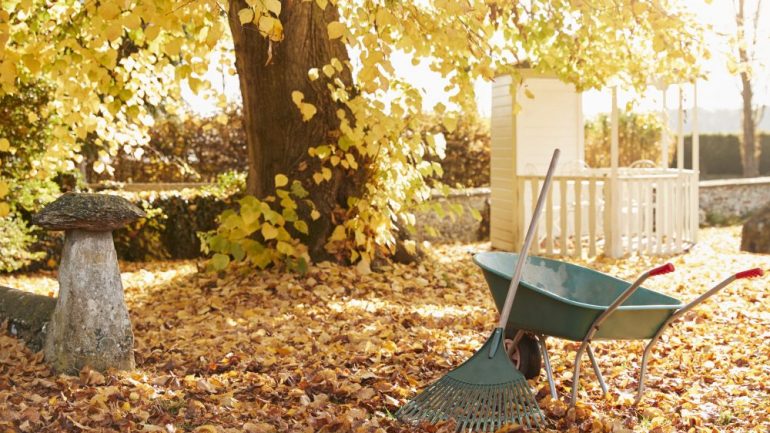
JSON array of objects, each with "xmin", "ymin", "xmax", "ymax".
[{"xmin": 1, "ymin": 226, "xmax": 769, "ymax": 432}]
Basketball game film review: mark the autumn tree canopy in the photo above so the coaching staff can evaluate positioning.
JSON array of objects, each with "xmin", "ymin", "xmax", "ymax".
[{"xmin": 0, "ymin": 0, "xmax": 707, "ymax": 268}]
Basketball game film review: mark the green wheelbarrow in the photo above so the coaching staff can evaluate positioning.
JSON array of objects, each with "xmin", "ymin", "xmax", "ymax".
[{"xmin": 473, "ymin": 251, "xmax": 763, "ymax": 406}]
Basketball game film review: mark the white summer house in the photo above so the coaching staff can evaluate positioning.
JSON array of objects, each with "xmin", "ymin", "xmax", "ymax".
[{"xmin": 490, "ymin": 71, "xmax": 700, "ymax": 258}]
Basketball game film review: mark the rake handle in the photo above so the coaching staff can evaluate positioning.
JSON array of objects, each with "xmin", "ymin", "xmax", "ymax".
[{"xmin": 498, "ymin": 149, "xmax": 560, "ymax": 328}]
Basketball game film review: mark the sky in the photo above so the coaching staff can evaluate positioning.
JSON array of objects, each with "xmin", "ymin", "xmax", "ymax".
[{"xmin": 184, "ymin": 0, "xmax": 769, "ymax": 120}]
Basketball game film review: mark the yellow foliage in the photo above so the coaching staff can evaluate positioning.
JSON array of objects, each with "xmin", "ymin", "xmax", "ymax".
[{"xmin": 327, "ymin": 21, "xmax": 345, "ymax": 39}]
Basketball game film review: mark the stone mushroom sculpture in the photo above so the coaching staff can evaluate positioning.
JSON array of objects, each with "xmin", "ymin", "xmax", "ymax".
[{"xmin": 32, "ymin": 193, "xmax": 145, "ymax": 374}]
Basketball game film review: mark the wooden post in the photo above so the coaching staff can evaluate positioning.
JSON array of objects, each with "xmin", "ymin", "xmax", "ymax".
[
  {"xmin": 676, "ymin": 86, "xmax": 684, "ymax": 251},
  {"xmin": 692, "ymin": 80, "xmax": 700, "ymax": 243},
  {"xmin": 607, "ymin": 86, "xmax": 622, "ymax": 258},
  {"xmin": 661, "ymin": 86, "xmax": 669, "ymax": 169}
]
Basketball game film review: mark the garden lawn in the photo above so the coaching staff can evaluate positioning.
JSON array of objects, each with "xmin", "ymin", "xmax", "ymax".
[{"xmin": 1, "ymin": 226, "xmax": 768, "ymax": 433}]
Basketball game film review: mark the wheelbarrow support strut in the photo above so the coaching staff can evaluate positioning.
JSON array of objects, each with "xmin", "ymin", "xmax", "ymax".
[
  {"xmin": 634, "ymin": 267, "xmax": 764, "ymax": 404},
  {"xmin": 569, "ymin": 263, "xmax": 675, "ymax": 407}
]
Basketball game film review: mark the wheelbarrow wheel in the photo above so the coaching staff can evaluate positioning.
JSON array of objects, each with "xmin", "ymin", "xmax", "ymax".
[{"xmin": 504, "ymin": 333, "xmax": 542, "ymax": 379}]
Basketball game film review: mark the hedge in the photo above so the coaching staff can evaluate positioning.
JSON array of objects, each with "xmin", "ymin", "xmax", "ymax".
[
  {"xmin": 112, "ymin": 187, "xmax": 237, "ymax": 261},
  {"xmin": 680, "ymin": 134, "xmax": 770, "ymax": 176}
]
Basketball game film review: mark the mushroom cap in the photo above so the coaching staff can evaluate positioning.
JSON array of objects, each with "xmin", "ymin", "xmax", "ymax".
[{"xmin": 32, "ymin": 193, "xmax": 146, "ymax": 231}]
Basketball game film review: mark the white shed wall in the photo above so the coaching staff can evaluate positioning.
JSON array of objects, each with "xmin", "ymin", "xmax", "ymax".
[
  {"xmin": 515, "ymin": 78, "xmax": 583, "ymax": 174},
  {"xmin": 490, "ymin": 74, "xmax": 583, "ymax": 251}
]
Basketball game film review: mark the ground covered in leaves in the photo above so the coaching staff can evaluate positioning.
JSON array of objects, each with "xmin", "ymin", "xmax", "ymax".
[{"xmin": 1, "ymin": 226, "xmax": 768, "ymax": 432}]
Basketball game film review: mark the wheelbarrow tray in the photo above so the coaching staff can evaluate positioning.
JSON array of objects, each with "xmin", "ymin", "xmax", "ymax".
[{"xmin": 473, "ymin": 252, "xmax": 683, "ymax": 341}]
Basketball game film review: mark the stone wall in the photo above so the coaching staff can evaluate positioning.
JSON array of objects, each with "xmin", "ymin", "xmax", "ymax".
[
  {"xmin": 413, "ymin": 187, "xmax": 490, "ymax": 243},
  {"xmin": 699, "ymin": 177, "xmax": 770, "ymax": 222}
]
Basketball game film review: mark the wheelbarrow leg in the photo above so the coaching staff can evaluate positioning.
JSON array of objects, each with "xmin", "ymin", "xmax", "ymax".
[
  {"xmin": 570, "ymin": 262, "xmax": 676, "ymax": 407},
  {"xmin": 635, "ymin": 330, "xmax": 663, "ymax": 405},
  {"xmin": 569, "ymin": 340, "xmax": 588, "ymax": 407},
  {"xmin": 587, "ymin": 344, "xmax": 607, "ymax": 396},
  {"xmin": 634, "ymin": 268, "xmax": 763, "ymax": 405},
  {"xmin": 537, "ymin": 334, "xmax": 558, "ymax": 399}
]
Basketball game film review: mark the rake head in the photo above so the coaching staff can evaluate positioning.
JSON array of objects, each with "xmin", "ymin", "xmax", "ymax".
[{"xmin": 397, "ymin": 329, "xmax": 544, "ymax": 432}]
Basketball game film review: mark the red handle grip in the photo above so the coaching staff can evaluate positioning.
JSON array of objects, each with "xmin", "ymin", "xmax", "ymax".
[
  {"xmin": 649, "ymin": 263, "xmax": 675, "ymax": 276},
  {"xmin": 735, "ymin": 268, "xmax": 764, "ymax": 279}
]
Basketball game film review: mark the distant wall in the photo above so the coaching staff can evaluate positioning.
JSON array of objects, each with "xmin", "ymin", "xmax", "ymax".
[{"xmin": 699, "ymin": 177, "xmax": 770, "ymax": 223}]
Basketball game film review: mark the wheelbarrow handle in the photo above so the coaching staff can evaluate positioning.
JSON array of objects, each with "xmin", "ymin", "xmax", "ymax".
[
  {"xmin": 670, "ymin": 267, "xmax": 764, "ymax": 321},
  {"xmin": 735, "ymin": 268, "xmax": 764, "ymax": 279},
  {"xmin": 585, "ymin": 263, "xmax": 675, "ymax": 335},
  {"xmin": 649, "ymin": 263, "xmax": 675, "ymax": 276}
]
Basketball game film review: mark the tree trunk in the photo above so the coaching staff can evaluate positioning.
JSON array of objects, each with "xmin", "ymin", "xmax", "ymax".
[
  {"xmin": 737, "ymin": 0, "xmax": 760, "ymax": 178},
  {"xmin": 739, "ymin": 70, "xmax": 759, "ymax": 177},
  {"xmin": 227, "ymin": 0, "xmax": 367, "ymax": 260}
]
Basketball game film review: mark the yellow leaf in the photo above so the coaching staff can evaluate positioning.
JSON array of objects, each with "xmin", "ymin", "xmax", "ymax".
[
  {"xmin": 0, "ymin": 138, "xmax": 9, "ymax": 152},
  {"xmin": 315, "ymin": 0, "xmax": 328, "ymax": 10},
  {"xmin": 524, "ymin": 87, "xmax": 535, "ymax": 99},
  {"xmin": 322, "ymin": 64, "xmax": 335, "ymax": 77},
  {"xmin": 93, "ymin": 161, "xmax": 105, "ymax": 174},
  {"xmin": 291, "ymin": 90, "xmax": 304, "ymax": 105},
  {"xmin": 98, "ymin": 3, "xmax": 121, "ymax": 20},
  {"xmin": 327, "ymin": 21, "xmax": 345, "ymax": 40},
  {"xmin": 322, "ymin": 167, "xmax": 332, "ymax": 180},
  {"xmin": 258, "ymin": 16, "xmax": 276, "ymax": 34},
  {"xmin": 266, "ymin": 0, "xmax": 281, "ymax": 15},
  {"xmin": 330, "ymin": 225, "xmax": 346, "ymax": 241},
  {"xmin": 0, "ymin": 202, "xmax": 8, "ymax": 217},
  {"xmin": 262, "ymin": 223, "xmax": 279, "ymax": 240},
  {"xmin": 310, "ymin": 209, "xmax": 321, "ymax": 220},
  {"xmin": 238, "ymin": 8, "xmax": 255, "ymax": 25},
  {"xmin": 210, "ymin": 254, "xmax": 230, "ymax": 271},
  {"xmin": 293, "ymin": 220, "xmax": 309, "ymax": 235},
  {"xmin": 376, "ymin": 8, "xmax": 396, "ymax": 27},
  {"xmin": 274, "ymin": 174, "xmax": 288, "ymax": 187},
  {"xmin": 312, "ymin": 173, "xmax": 324, "ymax": 184},
  {"xmin": 269, "ymin": 19, "xmax": 284, "ymax": 42},
  {"xmin": 300, "ymin": 103, "xmax": 317, "ymax": 121},
  {"xmin": 308, "ymin": 68, "xmax": 319, "ymax": 81},
  {"xmin": 276, "ymin": 241, "xmax": 295, "ymax": 255},
  {"xmin": 0, "ymin": 181, "xmax": 8, "ymax": 198}
]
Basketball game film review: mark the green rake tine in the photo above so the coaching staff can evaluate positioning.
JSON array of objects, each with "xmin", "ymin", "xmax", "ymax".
[
  {"xmin": 420, "ymin": 379, "xmax": 451, "ymax": 421},
  {"xmin": 458, "ymin": 385, "xmax": 479, "ymax": 432},
  {"xmin": 509, "ymin": 382, "xmax": 525, "ymax": 429},
  {"xmin": 488, "ymin": 385, "xmax": 501, "ymax": 432},
  {"xmin": 426, "ymin": 379, "xmax": 457, "ymax": 424},
  {"xmin": 469, "ymin": 385, "xmax": 486, "ymax": 432},
  {"xmin": 406, "ymin": 378, "xmax": 449, "ymax": 419},
  {"xmin": 514, "ymin": 383, "xmax": 533, "ymax": 430},
  {"xmin": 488, "ymin": 385, "xmax": 499, "ymax": 431},
  {"xmin": 450, "ymin": 386, "xmax": 472, "ymax": 420},
  {"xmin": 455, "ymin": 385, "xmax": 473, "ymax": 432},
  {"xmin": 519, "ymin": 381, "xmax": 542, "ymax": 428},
  {"xmin": 485, "ymin": 386, "xmax": 496, "ymax": 432},
  {"xmin": 496, "ymin": 385, "xmax": 506, "ymax": 430},
  {"xmin": 505, "ymin": 384, "xmax": 516, "ymax": 427}
]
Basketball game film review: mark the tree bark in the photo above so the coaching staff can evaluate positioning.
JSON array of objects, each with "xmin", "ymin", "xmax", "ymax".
[
  {"xmin": 739, "ymin": 71, "xmax": 759, "ymax": 177},
  {"xmin": 227, "ymin": 0, "xmax": 367, "ymax": 260},
  {"xmin": 737, "ymin": 0, "xmax": 761, "ymax": 178}
]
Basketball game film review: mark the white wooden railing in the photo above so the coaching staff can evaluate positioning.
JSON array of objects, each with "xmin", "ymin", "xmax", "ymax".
[{"xmin": 513, "ymin": 169, "xmax": 699, "ymax": 258}]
